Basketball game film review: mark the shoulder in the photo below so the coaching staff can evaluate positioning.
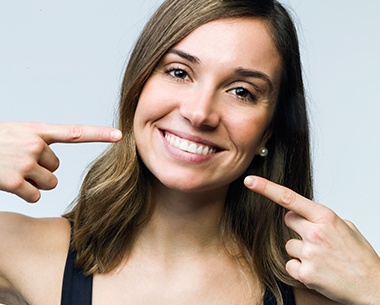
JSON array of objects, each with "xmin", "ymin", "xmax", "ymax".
[
  {"xmin": 294, "ymin": 288, "xmax": 343, "ymax": 305},
  {"xmin": 0, "ymin": 212, "xmax": 71, "ymax": 257},
  {"xmin": 0, "ymin": 212, "xmax": 71, "ymax": 304}
]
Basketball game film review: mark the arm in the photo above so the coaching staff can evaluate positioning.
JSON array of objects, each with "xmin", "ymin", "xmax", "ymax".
[
  {"xmin": 0, "ymin": 212, "xmax": 72, "ymax": 304},
  {"xmin": 0, "ymin": 122, "xmax": 122, "ymax": 203},
  {"xmin": 244, "ymin": 176, "xmax": 380, "ymax": 305}
]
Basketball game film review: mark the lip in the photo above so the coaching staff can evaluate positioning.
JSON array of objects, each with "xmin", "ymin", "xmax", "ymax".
[
  {"xmin": 161, "ymin": 129, "xmax": 223, "ymax": 150},
  {"xmin": 159, "ymin": 129, "xmax": 224, "ymax": 162}
]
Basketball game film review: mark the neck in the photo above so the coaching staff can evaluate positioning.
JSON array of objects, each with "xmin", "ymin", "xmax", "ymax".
[{"xmin": 135, "ymin": 182, "xmax": 229, "ymax": 260}]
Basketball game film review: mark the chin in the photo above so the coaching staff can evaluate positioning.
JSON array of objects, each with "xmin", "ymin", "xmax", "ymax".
[{"xmin": 153, "ymin": 172, "xmax": 230, "ymax": 195}]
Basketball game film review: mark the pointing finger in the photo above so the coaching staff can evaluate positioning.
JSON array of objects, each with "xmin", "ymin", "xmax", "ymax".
[
  {"xmin": 26, "ymin": 122, "xmax": 122, "ymax": 145},
  {"xmin": 244, "ymin": 175, "xmax": 326, "ymax": 223}
]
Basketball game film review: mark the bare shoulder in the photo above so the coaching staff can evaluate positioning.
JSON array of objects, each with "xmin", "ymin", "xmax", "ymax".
[
  {"xmin": 0, "ymin": 212, "xmax": 71, "ymax": 305},
  {"xmin": 0, "ymin": 212, "xmax": 71, "ymax": 255},
  {"xmin": 294, "ymin": 288, "xmax": 343, "ymax": 305}
]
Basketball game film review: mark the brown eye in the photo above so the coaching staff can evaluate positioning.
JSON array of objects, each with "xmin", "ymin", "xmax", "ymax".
[
  {"xmin": 230, "ymin": 87, "xmax": 257, "ymax": 103},
  {"xmin": 172, "ymin": 69, "xmax": 187, "ymax": 79},
  {"xmin": 166, "ymin": 68, "xmax": 189, "ymax": 80},
  {"xmin": 236, "ymin": 88, "xmax": 249, "ymax": 98}
]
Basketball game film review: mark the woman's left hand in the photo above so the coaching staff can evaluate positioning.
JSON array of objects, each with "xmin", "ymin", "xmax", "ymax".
[{"xmin": 244, "ymin": 175, "xmax": 380, "ymax": 305}]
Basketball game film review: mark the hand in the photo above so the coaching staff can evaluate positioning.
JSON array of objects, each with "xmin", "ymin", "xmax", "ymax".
[
  {"xmin": 0, "ymin": 122, "xmax": 122, "ymax": 203},
  {"xmin": 244, "ymin": 175, "xmax": 380, "ymax": 305}
]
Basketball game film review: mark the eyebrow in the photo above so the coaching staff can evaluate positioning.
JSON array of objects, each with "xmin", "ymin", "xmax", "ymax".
[
  {"xmin": 166, "ymin": 48, "xmax": 201, "ymax": 65},
  {"xmin": 234, "ymin": 68, "xmax": 274, "ymax": 93},
  {"xmin": 166, "ymin": 49, "xmax": 274, "ymax": 93}
]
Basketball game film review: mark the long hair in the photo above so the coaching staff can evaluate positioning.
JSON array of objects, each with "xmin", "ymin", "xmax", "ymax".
[{"xmin": 64, "ymin": 1, "xmax": 312, "ymax": 304}]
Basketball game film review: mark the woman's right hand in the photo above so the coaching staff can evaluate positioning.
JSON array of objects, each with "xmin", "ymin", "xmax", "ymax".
[{"xmin": 0, "ymin": 122, "xmax": 122, "ymax": 203}]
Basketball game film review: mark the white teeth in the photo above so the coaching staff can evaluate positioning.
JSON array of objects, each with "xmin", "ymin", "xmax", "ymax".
[
  {"xmin": 179, "ymin": 141, "xmax": 189, "ymax": 151},
  {"xmin": 164, "ymin": 133, "xmax": 216, "ymax": 155},
  {"xmin": 188, "ymin": 143, "xmax": 197, "ymax": 153}
]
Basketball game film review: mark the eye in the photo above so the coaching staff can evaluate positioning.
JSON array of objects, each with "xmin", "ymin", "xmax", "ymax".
[
  {"xmin": 165, "ymin": 67, "xmax": 190, "ymax": 81},
  {"xmin": 229, "ymin": 87, "xmax": 257, "ymax": 103}
]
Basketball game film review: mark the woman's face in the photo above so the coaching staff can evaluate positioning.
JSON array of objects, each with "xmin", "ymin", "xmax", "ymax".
[{"xmin": 133, "ymin": 17, "xmax": 282, "ymax": 193}]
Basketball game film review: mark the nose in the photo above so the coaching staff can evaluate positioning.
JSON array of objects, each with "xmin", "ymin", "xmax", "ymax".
[{"xmin": 179, "ymin": 87, "xmax": 220, "ymax": 129}]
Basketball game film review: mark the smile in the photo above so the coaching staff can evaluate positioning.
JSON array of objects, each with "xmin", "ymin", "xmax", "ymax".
[{"xmin": 164, "ymin": 132, "xmax": 217, "ymax": 155}]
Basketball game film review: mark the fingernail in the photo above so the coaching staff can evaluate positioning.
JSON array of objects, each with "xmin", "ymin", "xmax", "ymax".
[
  {"xmin": 244, "ymin": 176, "xmax": 256, "ymax": 187},
  {"xmin": 111, "ymin": 129, "xmax": 122, "ymax": 140}
]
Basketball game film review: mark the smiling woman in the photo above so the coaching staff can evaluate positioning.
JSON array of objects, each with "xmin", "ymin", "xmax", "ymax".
[
  {"xmin": 1, "ymin": 1, "xmax": 380, "ymax": 305},
  {"xmin": 134, "ymin": 18, "xmax": 279, "ymax": 193}
]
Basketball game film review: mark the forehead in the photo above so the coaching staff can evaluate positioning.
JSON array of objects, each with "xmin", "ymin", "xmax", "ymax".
[{"xmin": 171, "ymin": 17, "xmax": 282, "ymax": 86}]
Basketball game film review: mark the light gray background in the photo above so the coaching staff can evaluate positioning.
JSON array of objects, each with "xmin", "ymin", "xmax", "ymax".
[{"xmin": 1, "ymin": 1, "xmax": 379, "ymax": 252}]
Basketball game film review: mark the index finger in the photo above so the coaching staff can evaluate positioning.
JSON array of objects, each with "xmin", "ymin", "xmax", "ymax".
[
  {"xmin": 30, "ymin": 122, "xmax": 122, "ymax": 145},
  {"xmin": 244, "ymin": 175, "xmax": 325, "ymax": 223}
]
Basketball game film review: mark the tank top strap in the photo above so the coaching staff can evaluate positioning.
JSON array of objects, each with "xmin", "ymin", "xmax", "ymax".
[
  {"xmin": 61, "ymin": 222, "xmax": 93, "ymax": 305},
  {"xmin": 263, "ymin": 281, "xmax": 295, "ymax": 305}
]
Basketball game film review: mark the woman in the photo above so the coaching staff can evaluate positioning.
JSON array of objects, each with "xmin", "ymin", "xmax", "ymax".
[{"xmin": 0, "ymin": 1, "xmax": 379, "ymax": 304}]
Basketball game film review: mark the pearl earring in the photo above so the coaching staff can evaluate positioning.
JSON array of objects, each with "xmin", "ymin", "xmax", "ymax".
[{"xmin": 259, "ymin": 147, "xmax": 268, "ymax": 157}]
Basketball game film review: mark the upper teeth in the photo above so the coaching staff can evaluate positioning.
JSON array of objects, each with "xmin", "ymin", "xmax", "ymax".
[{"xmin": 165, "ymin": 133, "xmax": 216, "ymax": 155}]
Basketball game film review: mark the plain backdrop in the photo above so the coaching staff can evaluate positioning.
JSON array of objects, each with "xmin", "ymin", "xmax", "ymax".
[{"xmin": 1, "ymin": 1, "xmax": 379, "ymax": 252}]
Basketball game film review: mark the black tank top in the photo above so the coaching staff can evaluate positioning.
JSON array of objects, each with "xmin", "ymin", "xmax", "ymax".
[
  {"xmin": 61, "ymin": 249, "xmax": 92, "ymax": 305},
  {"xmin": 60, "ymin": 248, "xmax": 295, "ymax": 305}
]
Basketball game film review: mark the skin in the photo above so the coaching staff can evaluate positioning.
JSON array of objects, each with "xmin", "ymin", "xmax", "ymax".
[
  {"xmin": 244, "ymin": 176, "xmax": 380, "ymax": 305},
  {"xmin": 1, "ymin": 18, "xmax": 379, "ymax": 305},
  {"xmin": 133, "ymin": 18, "xmax": 278, "ymax": 196},
  {"xmin": 96, "ymin": 18, "xmax": 281, "ymax": 305},
  {"xmin": 0, "ymin": 122, "xmax": 122, "ymax": 202}
]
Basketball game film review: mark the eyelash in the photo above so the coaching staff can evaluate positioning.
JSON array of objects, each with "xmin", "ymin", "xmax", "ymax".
[
  {"xmin": 164, "ymin": 67, "xmax": 190, "ymax": 82},
  {"xmin": 229, "ymin": 87, "xmax": 258, "ymax": 103}
]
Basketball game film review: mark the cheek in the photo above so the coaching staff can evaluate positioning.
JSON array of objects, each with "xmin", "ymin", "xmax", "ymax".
[
  {"xmin": 134, "ymin": 77, "xmax": 174, "ymax": 125},
  {"xmin": 229, "ymin": 113, "xmax": 270, "ymax": 152},
  {"xmin": 134, "ymin": 80, "xmax": 157, "ymax": 119},
  {"xmin": 133, "ymin": 81, "xmax": 155, "ymax": 145}
]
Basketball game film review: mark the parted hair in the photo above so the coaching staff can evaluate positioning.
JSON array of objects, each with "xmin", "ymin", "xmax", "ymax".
[{"xmin": 64, "ymin": 1, "xmax": 312, "ymax": 304}]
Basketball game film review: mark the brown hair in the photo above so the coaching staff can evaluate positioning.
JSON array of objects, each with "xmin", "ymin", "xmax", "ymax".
[{"xmin": 65, "ymin": 1, "xmax": 312, "ymax": 304}]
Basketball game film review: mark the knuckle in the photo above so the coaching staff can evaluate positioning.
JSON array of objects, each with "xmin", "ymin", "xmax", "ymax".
[
  {"xmin": 300, "ymin": 245, "xmax": 317, "ymax": 261},
  {"xmin": 23, "ymin": 121, "xmax": 40, "ymax": 131},
  {"xmin": 280, "ymin": 188, "xmax": 297, "ymax": 206},
  {"xmin": 323, "ymin": 206, "xmax": 337, "ymax": 219},
  {"xmin": 97, "ymin": 129, "xmax": 107, "ymax": 141},
  {"xmin": 317, "ymin": 208, "xmax": 339, "ymax": 227},
  {"xmin": 286, "ymin": 260, "xmax": 317, "ymax": 289},
  {"xmin": 18, "ymin": 158, "xmax": 36, "ymax": 175},
  {"xmin": 7, "ymin": 176, "xmax": 25, "ymax": 191},
  {"xmin": 305, "ymin": 227, "xmax": 325, "ymax": 244},
  {"xmin": 28, "ymin": 138, "xmax": 46, "ymax": 155},
  {"xmin": 67, "ymin": 125, "xmax": 82, "ymax": 141},
  {"xmin": 344, "ymin": 219, "xmax": 357, "ymax": 231},
  {"xmin": 344, "ymin": 219, "xmax": 354, "ymax": 227},
  {"xmin": 297, "ymin": 266, "xmax": 315, "ymax": 287}
]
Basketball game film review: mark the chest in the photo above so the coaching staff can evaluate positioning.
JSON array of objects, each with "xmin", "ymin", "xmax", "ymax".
[{"xmin": 92, "ymin": 263, "xmax": 264, "ymax": 305}]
